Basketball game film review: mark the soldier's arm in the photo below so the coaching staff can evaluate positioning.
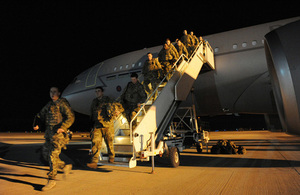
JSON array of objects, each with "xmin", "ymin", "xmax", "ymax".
[
  {"xmin": 171, "ymin": 44, "xmax": 179, "ymax": 59},
  {"xmin": 59, "ymin": 99, "xmax": 75, "ymax": 131},
  {"xmin": 155, "ymin": 58, "xmax": 162, "ymax": 69}
]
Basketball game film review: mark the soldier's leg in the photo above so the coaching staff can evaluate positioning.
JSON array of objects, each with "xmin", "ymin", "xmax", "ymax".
[
  {"xmin": 42, "ymin": 139, "xmax": 51, "ymax": 165},
  {"xmin": 102, "ymin": 127, "xmax": 115, "ymax": 162},
  {"xmin": 48, "ymin": 133, "xmax": 65, "ymax": 180},
  {"xmin": 143, "ymin": 77, "xmax": 151, "ymax": 94},
  {"xmin": 90, "ymin": 128, "xmax": 103, "ymax": 163}
]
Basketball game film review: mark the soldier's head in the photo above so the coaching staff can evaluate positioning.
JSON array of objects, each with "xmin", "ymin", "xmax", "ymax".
[
  {"xmin": 50, "ymin": 87, "xmax": 60, "ymax": 101},
  {"xmin": 166, "ymin": 38, "xmax": 171, "ymax": 45},
  {"xmin": 95, "ymin": 86, "xmax": 104, "ymax": 98},
  {"xmin": 163, "ymin": 43, "xmax": 169, "ymax": 50},
  {"xmin": 183, "ymin": 30, "xmax": 187, "ymax": 35},
  {"xmin": 190, "ymin": 31, "xmax": 194, "ymax": 35},
  {"xmin": 177, "ymin": 40, "xmax": 182, "ymax": 46},
  {"xmin": 147, "ymin": 52, "xmax": 153, "ymax": 61},
  {"xmin": 130, "ymin": 72, "xmax": 138, "ymax": 84}
]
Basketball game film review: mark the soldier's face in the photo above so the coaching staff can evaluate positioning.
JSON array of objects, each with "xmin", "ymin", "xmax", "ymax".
[
  {"xmin": 131, "ymin": 77, "xmax": 138, "ymax": 84},
  {"xmin": 147, "ymin": 54, "xmax": 152, "ymax": 61},
  {"xmin": 95, "ymin": 89, "xmax": 103, "ymax": 98},
  {"xmin": 50, "ymin": 87, "xmax": 60, "ymax": 101}
]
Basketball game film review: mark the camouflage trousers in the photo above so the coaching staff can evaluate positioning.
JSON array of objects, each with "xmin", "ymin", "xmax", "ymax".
[
  {"xmin": 144, "ymin": 72, "xmax": 161, "ymax": 94},
  {"xmin": 123, "ymin": 102, "xmax": 139, "ymax": 129},
  {"xmin": 160, "ymin": 61, "xmax": 172, "ymax": 80},
  {"xmin": 90, "ymin": 127, "xmax": 115, "ymax": 163},
  {"xmin": 43, "ymin": 130, "xmax": 69, "ymax": 179}
]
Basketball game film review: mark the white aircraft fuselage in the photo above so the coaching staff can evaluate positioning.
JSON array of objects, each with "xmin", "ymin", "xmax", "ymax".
[{"xmin": 62, "ymin": 17, "xmax": 300, "ymax": 126}]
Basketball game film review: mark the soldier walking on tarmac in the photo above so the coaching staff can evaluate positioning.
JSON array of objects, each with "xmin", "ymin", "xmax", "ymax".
[
  {"xmin": 121, "ymin": 73, "xmax": 147, "ymax": 129},
  {"xmin": 33, "ymin": 86, "xmax": 75, "ymax": 191},
  {"xmin": 87, "ymin": 86, "xmax": 123, "ymax": 169},
  {"xmin": 142, "ymin": 52, "xmax": 163, "ymax": 97}
]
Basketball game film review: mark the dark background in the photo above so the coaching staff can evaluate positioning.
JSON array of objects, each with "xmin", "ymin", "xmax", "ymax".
[{"xmin": 0, "ymin": 1, "xmax": 298, "ymax": 132}]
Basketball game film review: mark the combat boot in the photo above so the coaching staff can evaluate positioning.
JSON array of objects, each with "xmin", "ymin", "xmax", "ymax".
[
  {"xmin": 108, "ymin": 157, "xmax": 114, "ymax": 163},
  {"xmin": 86, "ymin": 162, "xmax": 98, "ymax": 169},
  {"xmin": 63, "ymin": 164, "xmax": 72, "ymax": 179},
  {"xmin": 42, "ymin": 179, "xmax": 56, "ymax": 191}
]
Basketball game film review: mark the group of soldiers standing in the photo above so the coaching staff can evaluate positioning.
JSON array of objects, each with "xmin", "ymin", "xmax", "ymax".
[
  {"xmin": 143, "ymin": 30, "xmax": 202, "ymax": 95},
  {"xmin": 33, "ymin": 29, "xmax": 201, "ymax": 191}
]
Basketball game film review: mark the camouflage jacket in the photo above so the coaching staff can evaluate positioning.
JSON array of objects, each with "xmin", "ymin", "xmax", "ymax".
[
  {"xmin": 191, "ymin": 34, "xmax": 199, "ymax": 45},
  {"xmin": 36, "ymin": 98, "xmax": 75, "ymax": 131},
  {"xmin": 142, "ymin": 58, "xmax": 162, "ymax": 76},
  {"xmin": 181, "ymin": 34, "xmax": 193, "ymax": 47},
  {"xmin": 121, "ymin": 81, "xmax": 147, "ymax": 104},
  {"xmin": 90, "ymin": 96, "xmax": 115, "ymax": 128},
  {"xmin": 175, "ymin": 44, "xmax": 189, "ymax": 58},
  {"xmin": 158, "ymin": 47, "xmax": 178, "ymax": 62}
]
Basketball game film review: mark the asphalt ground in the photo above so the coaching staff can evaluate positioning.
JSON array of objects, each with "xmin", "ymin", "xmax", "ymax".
[{"xmin": 1, "ymin": 131, "xmax": 300, "ymax": 194}]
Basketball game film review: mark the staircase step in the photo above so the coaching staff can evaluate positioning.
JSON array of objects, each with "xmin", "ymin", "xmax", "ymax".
[{"xmin": 98, "ymin": 156, "xmax": 136, "ymax": 168}]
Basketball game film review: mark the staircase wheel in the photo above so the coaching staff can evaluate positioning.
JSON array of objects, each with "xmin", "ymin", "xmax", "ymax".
[
  {"xmin": 196, "ymin": 142, "xmax": 203, "ymax": 153},
  {"xmin": 169, "ymin": 147, "xmax": 180, "ymax": 168}
]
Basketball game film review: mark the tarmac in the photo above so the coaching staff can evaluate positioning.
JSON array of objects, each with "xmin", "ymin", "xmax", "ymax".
[{"xmin": 1, "ymin": 130, "xmax": 300, "ymax": 194}]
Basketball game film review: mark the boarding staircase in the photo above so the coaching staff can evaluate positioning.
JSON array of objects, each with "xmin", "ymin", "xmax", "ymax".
[{"xmin": 98, "ymin": 41, "xmax": 215, "ymax": 168}]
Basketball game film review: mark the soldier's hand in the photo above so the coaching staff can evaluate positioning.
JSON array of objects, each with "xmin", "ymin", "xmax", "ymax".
[
  {"xmin": 57, "ymin": 128, "xmax": 65, "ymax": 133},
  {"xmin": 33, "ymin": 125, "xmax": 39, "ymax": 130}
]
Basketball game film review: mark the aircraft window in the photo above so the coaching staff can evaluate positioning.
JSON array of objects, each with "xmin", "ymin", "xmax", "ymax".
[
  {"xmin": 214, "ymin": 47, "xmax": 219, "ymax": 53},
  {"xmin": 252, "ymin": 40, "xmax": 257, "ymax": 46},
  {"xmin": 132, "ymin": 63, "xmax": 135, "ymax": 67},
  {"xmin": 120, "ymin": 65, "xmax": 123, "ymax": 70},
  {"xmin": 106, "ymin": 75, "xmax": 116, "ymax": 81},
  {"xmin": 138, "ymin": 62, "xmax": 142, "ymax": 66},
  {"xmin": 261, "ymin": 39, "xmax": 264, "ymax": 44},
  {"xmin": 118, "ymin": 73, "xmax": 129, "ymax": 78},
  {"xmin": 233, "ymin": 44, "xmax": 238, "ymax": 49},
  {"xmin": 126, "ymin": 64, "xmax": 129, "ymax": 69},
  {"xmin": 242, "ymin": 42, "xmax": 247, "ymax": 48},
  {"xmin": 114, "ymin": 66, "xmax": 117, "ymax": 71}
]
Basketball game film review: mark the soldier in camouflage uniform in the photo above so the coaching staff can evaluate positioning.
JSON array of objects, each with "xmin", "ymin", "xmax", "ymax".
[
  {"xmin": 165, "ymin": 38, "xmax": 179, "ymax": 59},
  {"xmin": 33, "ymin": 87, "xmax": 75, "ymax": 191},
  {"xmin": 158, "ymin": 43, "xmax": 178, "ymax": 80},
  {"xmin": 142, "ymin": 52, "xmax": 163, "ymax": 96},
  {"xmin": 175, "ymin": 40, "xmax": 189, "ymax": 59},
  {"xmin": 190, "ymin": 31, "xmax": 199, "ymax": 46},
  {"xmin": 121, "ymin": 73, "xmax": 147, "ymax": 129},
  {"xmin": 87, "ymin": 86, "xmax": 123, "ymax": 169},
  {"xmin": 181, "ymin": 30, "xmax": 194, "ymax": 56}
]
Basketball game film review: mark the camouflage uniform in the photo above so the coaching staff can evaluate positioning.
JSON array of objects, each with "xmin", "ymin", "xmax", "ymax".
[
  {"xmin": 121, "ymin": 81, "xmax": 147, "ymax": 127},
  {"xmin": 181, "ymin": 34, "xmax": 194, "ymax": 55},
  {"xmin": 142, "ymin": 57, "xmax": 162, "ymax": 94},
  {"xmin": 158, "ymin": 46, "xmax": 178, "ymax": 79},
  {"xmin": 191, "ymin": 34, "xmax": 199, "ymax": 46},
  {"xmin": 36, "ymin": 98, "xmax": 75, "ymax": 180},
  {"xmin": 90, "ymin": 96, "xmax": 119, "ymax": 163},
  {"xmin": 175, "ymin": 43, "xmax": 189, "ymax": 58}
]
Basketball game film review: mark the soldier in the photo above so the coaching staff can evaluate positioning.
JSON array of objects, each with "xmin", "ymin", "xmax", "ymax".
[
  {"xmin": 181, "ymin": 30, "xmax": 193, "ymax": 56},
  {"xmin": 190, "ymin": 31, "xmax": 199, "ymax": 46},
  {"xmin": 121, "ymin": 73, "xmax": 147, "ymax": 128},
  {"xmin": 33, "ymin": 87, "xmax": 75, "ymax": 191},
  {"xmin": 158, "ymin": 43, "xmax": 178, "ymax": 79},
  {"xmin": 87, "ymin": 86, "xmax": 122, "ymax": 169},
  {"xmin": 142, "ymin": 52, "xmax": 162, "ymax": 96},
  {"xmin": 175, "ymin": 40, "xmax": 189, "ymax": 59},
  {"xmin": 165, "ymin": 38, "xmax": 179, "ymax": 59}
]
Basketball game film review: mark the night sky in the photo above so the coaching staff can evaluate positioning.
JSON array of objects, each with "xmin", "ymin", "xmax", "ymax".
[{"xmin": 0, "ymin": 1, "xmax": 299, "ymax": 131}]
